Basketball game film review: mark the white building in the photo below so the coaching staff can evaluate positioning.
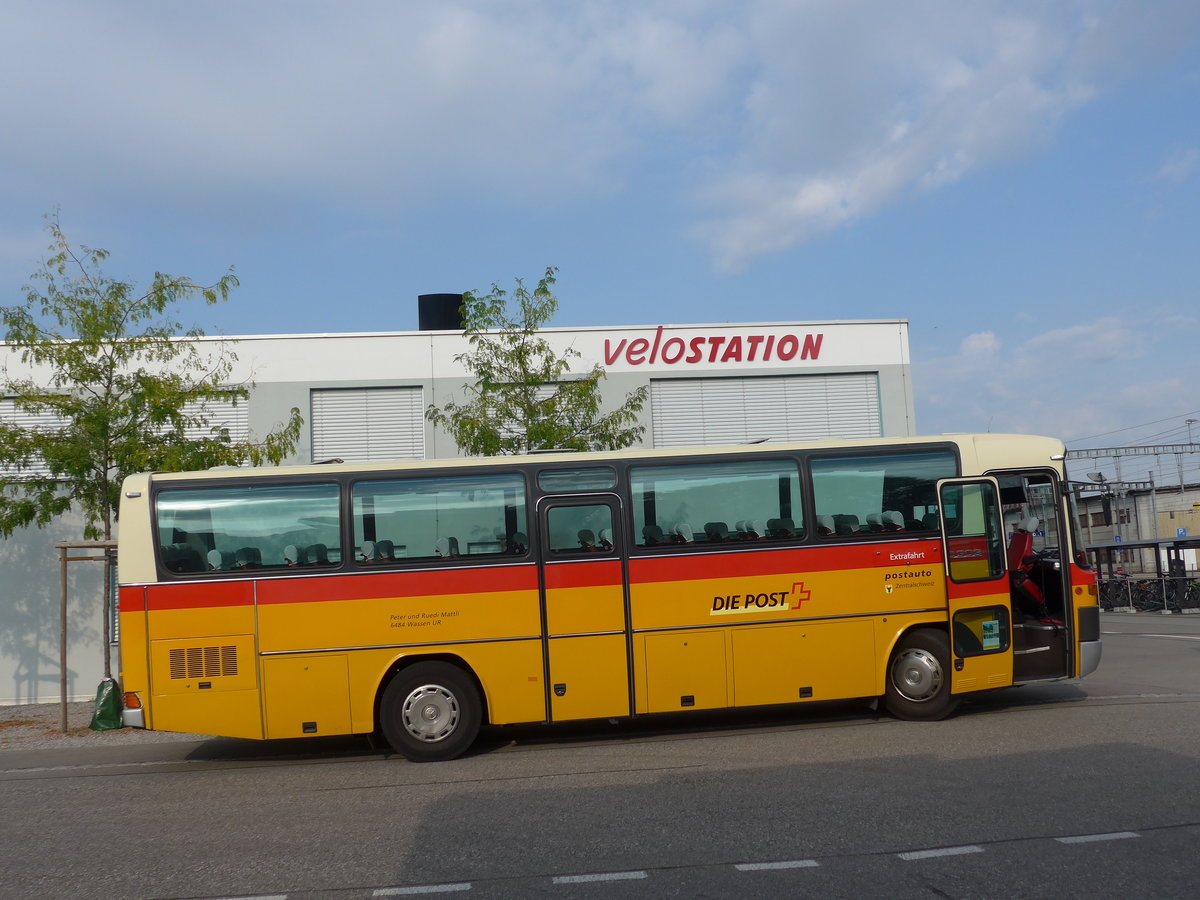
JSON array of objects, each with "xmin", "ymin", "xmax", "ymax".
[{"xmin": 0, "ymin": 308, "xmax": 914, "ymax": 704}]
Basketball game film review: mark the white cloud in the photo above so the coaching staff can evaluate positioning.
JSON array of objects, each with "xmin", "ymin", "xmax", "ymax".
[
  {"xmin": 1, "ymin": 1, "xmax": 1197, "ymax": 266},
  {"xmin": 1017, "ymin": 317, "xmax": 1145, "ymax": 364},
  {"xmin": 961, "ymin": 331, "xmax": 1002, "ymax": 357},
  {"xmin": 915, "ymin": 312, "xmax": 1199, "ymax": 439},
  {"xmin": 695, "ymin": 2, "xmax": 1108, "ymax": 270},
  {"xmin": 1153, "ymin": 148, "xmax": 1200, "ymax": 184}
]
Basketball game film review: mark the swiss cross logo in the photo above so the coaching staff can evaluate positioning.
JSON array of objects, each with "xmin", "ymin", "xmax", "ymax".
[{"xmin": 790, "ymin": 582, "xmax": 811, "ymax": 610}]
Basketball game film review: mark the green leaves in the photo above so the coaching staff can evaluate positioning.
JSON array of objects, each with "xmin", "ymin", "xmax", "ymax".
[
  {"xmin": 0, "ymin": 214, "xmax": 300, "ymax": 540},
  {"xmin": 426, "ymin": 267, "xmax": 647, "ymax": 456}
]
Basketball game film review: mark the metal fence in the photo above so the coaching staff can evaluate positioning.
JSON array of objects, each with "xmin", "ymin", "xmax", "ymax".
[{"xmin": 1098, "ymin": 576, "xmax": 1200, "ymax": 613}]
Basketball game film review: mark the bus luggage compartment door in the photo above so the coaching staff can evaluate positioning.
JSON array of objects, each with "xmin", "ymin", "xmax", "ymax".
[{"xmin": 148, "ymin": 633, "xmax": 263, "ymax": 739}]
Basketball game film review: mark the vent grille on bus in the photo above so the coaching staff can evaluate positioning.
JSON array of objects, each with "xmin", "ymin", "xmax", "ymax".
[{"xmin": 169, "ymin": 645, "xmax": 239, "ymax": 680}]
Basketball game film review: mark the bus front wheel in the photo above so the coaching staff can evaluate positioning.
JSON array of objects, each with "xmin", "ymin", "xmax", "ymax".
[
  {"xmin": 380, "ymin": 662, "xmax": 482, "ymax": 762},
  {"xmin": 883, "ymin": 628, "xmax": 959, "ymax": 721}
]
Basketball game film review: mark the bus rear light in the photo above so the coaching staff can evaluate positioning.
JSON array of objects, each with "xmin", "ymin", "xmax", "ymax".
[{"xmin": 123, "ymin": 692, "xmax": 143, "ymax": 710}]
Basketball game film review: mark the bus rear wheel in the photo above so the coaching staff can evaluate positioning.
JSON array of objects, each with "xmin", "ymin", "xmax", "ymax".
[
  {"xmin": 883, "ymin": 628, "xmax": 959, "ymax": 721},
  {"xmin": 380, "ymin": 662, "xmax": 482, "ymax": 762}
]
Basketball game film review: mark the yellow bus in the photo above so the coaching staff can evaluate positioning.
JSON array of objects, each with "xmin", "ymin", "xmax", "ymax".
[{"xmin": 116, "ymin": 433, "xmax": 1100, "ymax": 761}]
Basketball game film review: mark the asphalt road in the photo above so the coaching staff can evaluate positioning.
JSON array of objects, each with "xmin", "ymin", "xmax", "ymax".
[{"xmin": 2, "ymin": 612, "xmax": 1198, "ymax": 900}]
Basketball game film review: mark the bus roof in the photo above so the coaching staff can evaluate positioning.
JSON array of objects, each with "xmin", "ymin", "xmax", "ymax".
[{"xmin": 127, "ymin": 433, "xmax": 1066, "ymax": 487}]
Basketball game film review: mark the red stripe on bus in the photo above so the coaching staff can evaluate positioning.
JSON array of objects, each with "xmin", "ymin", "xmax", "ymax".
[
  {"xmin": 949, "ymin": 580, "xmax": 1012, "ymax": 599},
  {"xmin": 118, "ymin": 586, "xmax": 146, "ymax": 613},
  {"xmin": 544, "ymin": 559, "xmax": 623, "ymax": 590},
  {"xmin": 146, "ymin": 581, "xmax": 254, "ymax": 611},
  {"xmin": 629, "ymin": 541, "xmax": 943, "ymax": 583},
  {"xmin": 256, "ymin": 564, "xmax": 539, "ymax": 606}
]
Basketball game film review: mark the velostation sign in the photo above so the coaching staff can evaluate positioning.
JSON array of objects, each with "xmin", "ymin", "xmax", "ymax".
[
  {"xmin": 207, "ymin": 319, "xmax": 909, "ymax": 383},
  {"xmin": 567, "ymin": 320, "xmax": 910, "ymax": 374}
]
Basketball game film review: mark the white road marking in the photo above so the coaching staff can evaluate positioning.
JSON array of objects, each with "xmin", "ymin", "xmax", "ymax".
[
  {"xmin": 1056, "ymin": 831, "xmax": 1140, "ymax": 844},
  {"xmin": 735, "ymin": 860, "xmax": 820, "ymax": 871},
  {"xmin": 552, "ymin": 871, "xmax": 647, "ymax": 884},
  {"xmin": 374, "ymin": 884, "xmax": 471, "ymax": 895},
  {"xmin": 898, "ymin": 845, "xmax": 983, "ymax": 860}
]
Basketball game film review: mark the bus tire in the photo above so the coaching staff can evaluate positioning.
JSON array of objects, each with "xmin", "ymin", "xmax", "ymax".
[
  {"xmin": 883, "ymin": 628, "xmax": 959, "ymax": 721},
  {"xmin": 380, "ymin": 661, "xmax": 482, "ymax": 762}
]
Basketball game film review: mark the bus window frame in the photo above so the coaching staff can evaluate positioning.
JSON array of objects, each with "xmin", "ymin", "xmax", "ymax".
[
  {"xmin": 536, "ymin": 465, "xmax": 618, "ymax": 495},
  {"xmin": 150, "ymin": 474, "xmax": 345, "ymax": 579},
  {"xmin": 349, "ymin": 468, "xmax": 534, "ymax": 568},
  {"xmin": 624, "ymin": 452, "xmax": 808, "ymax": 554},
  {"xmin": 537, "ymin": 493, "xmax": 624, "ymax": 558},
  {"xmin": 804, "ymin": 443, "xmax": 961, "ymax": 542}
]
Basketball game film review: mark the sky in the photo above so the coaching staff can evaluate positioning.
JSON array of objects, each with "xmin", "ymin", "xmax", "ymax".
[{"xmin": 2, "ymin": 1, "xmax": 1199, "ymax": 486}]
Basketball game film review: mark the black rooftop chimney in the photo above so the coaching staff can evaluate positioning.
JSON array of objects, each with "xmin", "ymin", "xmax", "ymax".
[{"xmin": 418, "ymin": 293, "xmax": 465, "ymax": 331}]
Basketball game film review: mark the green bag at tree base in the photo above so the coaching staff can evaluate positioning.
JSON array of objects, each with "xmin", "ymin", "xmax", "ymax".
[{"xmin": 89, "ymin": 677, "xmax": 123, "ymax": 731}]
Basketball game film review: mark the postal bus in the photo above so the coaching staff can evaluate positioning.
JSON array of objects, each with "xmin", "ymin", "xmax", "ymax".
[{"xmin": 116, "ymin": 433, "xmax": 1100, "ymax": 761}]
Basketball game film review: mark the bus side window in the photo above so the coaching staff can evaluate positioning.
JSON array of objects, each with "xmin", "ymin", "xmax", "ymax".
[
  {"xmin": 352, "ymin": 472, "xmax": 528, "ymax": 563},
  {"xmin": 631, "ymin": 458, "xmax": 804, "ymax": 551},
  {"xmin": 547, "ymin": 505, "xmax": 614, "ymax": 555},
  {"xmin": 812, "ymin": 449, "xmax": 956, "ymax": 539},
  {"xmin": 155, "ymin": 482, "xmax": 341, "ymax": 576}
]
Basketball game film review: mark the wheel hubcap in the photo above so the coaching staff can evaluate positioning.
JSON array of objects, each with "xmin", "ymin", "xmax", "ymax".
[
  {"xmin": 401, "ymin": 683, "xmax": 459, "ymax": 743},
  {"xmin": 891, "ymin": 648, "xmax": 943, "ymax": 702}
]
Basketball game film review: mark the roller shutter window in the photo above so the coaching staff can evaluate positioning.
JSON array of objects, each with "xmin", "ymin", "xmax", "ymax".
[
  {"xmin": 181, "ymin": 398, "xmax": 249, "ymax": 443},
  {"xmin": 0, "ymin": 398, "xmax": 65, "ymax": 477},
  {"xmin": 498, "ymin": 383, "xmax": 558, "ymax": 443},
  {"xmin": 650, "ymin": 374, "xmax": 882, "ymax": 448},
  {"xmin": 311, "ymin": 387, "xmax": 425, "ymax": 462},
  {"xmin": 1, "ymin": 397, "xmax": 248, "ymax": 476}
]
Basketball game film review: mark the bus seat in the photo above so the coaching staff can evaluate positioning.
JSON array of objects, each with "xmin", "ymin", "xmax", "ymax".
[
  {"xmin": 643, "ymin": 524, "xmax": 665, "ymax": 546},
  {"xmin": 1007, "ymin": 517, "xmax": 1039, "ymax": 571},
  {"xmin": 509, "ymin": 532, "xmax": 529, "ymax": 554},
  {"xmin": 598, "ymin": 528, "xmax": 613, "ymax": 551},
  {"xmin": 741, "ymin": 519, "xmax": 761, "ymax": 540},
  {"xmin": 207, "ymin": 549, "xmax": 235, "ymax": 570},
  {"xmin": 815, "ymin": 515, "xmax": 835, "ymax": 536},
  {"xmin": 234, "ymin": 547, "xmax": 261, "ymax": 568},
  {"xmin": 672, "ymin": 523, "xmax": 693, "ymax": 543},
  {"xmin": 703, "ymin": 521, "xmax": 730, "ymax": 542},
  {"xmin": 1007, "ymin": 517, "xmax": 1045, "ymax": 618},
  {"xmin": 306, "ymin": 543, "xmax": 330, "ymax": 565},
  {"xmin": 360, "ymin": 541, "xmax": 377, "ymax": 562},
  {"xmin": 734, "ymin": 520, "xmax": 747, "ymax": 537},
  {"xmin": 283, "ymin": 544, "xmax": 307, "ymax": 566},
  {"xmin": 834, "ymin": 514, "xmax": 859, "ymax": 535},
  {"xmin": 436, "ymin": 537, "xmax": 460, "ymax": 558},
  {"xmin": 866, "ymin": 513, "xmax": 884, "ymax": 533},
  {"xmin": 766, "ymin": 518, "xmax": 795, "ymax": 539},
  {"xmin": 921, "ymin": 513, "xmax": 940, "ymax": 530},
  {"xmin": 164, "ymin": 545, "xmax": 203, "ymax": 573},
  {"xmin": 577, "ymin": 529, "xmax": 598, "ymax": 551},
  {"xmin": 375, "ymin": 539, "xmax": 396, "ymax": 560},
  {"xmin": 883, "ymin": 511, "xmax": 905, "ymax": 531}
]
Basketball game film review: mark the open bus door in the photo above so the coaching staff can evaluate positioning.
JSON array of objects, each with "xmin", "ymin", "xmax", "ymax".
[{"xmin": 936, "ymin": 477, "xmax": 1015, "ymax": 696}]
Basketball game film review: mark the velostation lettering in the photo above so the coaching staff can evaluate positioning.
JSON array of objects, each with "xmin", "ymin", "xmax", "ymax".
[{"xmin": 603, "ymin": 326, "xmax": 824, "ymax": 367}]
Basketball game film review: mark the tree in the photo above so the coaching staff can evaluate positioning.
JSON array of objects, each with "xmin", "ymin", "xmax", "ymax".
[
  {"xmin": 426, "ymin": 267, "xmax": 647, "ymax": 455},
  {"xmin": 0, "ymin": 214, "xmax": 303, "ymax": 542}
]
